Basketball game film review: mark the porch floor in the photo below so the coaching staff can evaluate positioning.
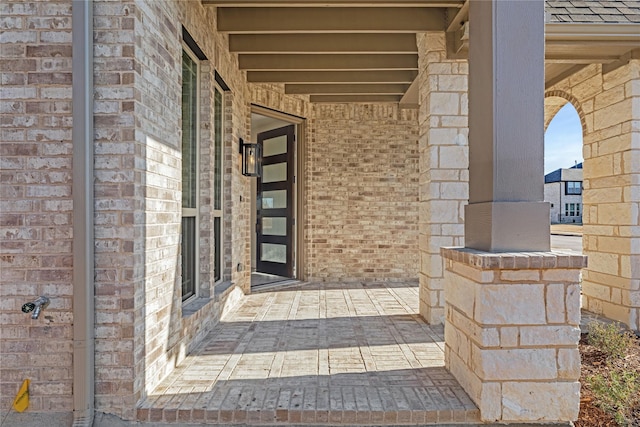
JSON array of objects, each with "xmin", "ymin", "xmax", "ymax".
[{"xmin": 137, "ymin": 282, "xmax": 479, "ymax": 425}]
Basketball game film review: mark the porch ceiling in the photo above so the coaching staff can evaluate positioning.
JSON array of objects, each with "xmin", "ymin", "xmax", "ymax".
[
  {"xmin": 205, "ymin": 0, "xmax": 640, "ymax": 103},
  {"xmin": 206, "ymin": 0, "xmax": 464, "ymax": 103}
]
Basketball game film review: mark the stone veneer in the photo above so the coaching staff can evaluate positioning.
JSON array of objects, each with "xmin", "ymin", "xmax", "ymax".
[
  {"xmin": 417, "ymin": 32, "xmax": 469, "ymax": 325},
  {"xmin": 546, "ymin": 60, "xmax": 640, "ymax": 331},
  {"xmin": 442, "ymin": 247, "xmax": 587, "ymax": 422}
]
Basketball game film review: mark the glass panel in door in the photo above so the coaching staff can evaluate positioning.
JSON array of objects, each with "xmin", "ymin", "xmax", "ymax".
[
  {"xmin": 262, "ymin": 190, "xmax": 287, "ymax": 209},
  {"xmin": 260, "ymin": 243, "xmax": 287, "ymax": 264},
  {"xmin": 262, "ymin": 163, "xmax": 287, "ymax": 183},
  {"xmin": 262, "ymin": 217, "xmax": 287, "ymax": 236}
]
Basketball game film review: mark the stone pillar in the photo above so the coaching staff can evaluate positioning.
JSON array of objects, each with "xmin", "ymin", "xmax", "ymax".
[
  {"xmin": 442, "ymin": 249, "xmax": 586, "ymax": 422},
  {"xmin": 581, "ymin": 60, "xmax": 640, "ymax": 331},
  {"xmin": 465, "ymin": 0, "xmax": 549, "ymax": 252},
  {"xmin": 441, "ymin": 1, "xmax": 587, "ymax": 422},
  {"xmin": 417, "ymin": 33, "xmax": 468, "ymax": 324}
]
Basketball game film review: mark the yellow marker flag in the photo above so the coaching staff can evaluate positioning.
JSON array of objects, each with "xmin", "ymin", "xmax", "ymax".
[{"xmin": 12, "ymin": 379, "xmax": 29, "ymax": 413}]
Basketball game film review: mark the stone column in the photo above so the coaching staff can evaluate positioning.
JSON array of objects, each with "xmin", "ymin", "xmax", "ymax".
[
  {"xmin": 465, "ymin": 0, "xmax": 549, "ymax": 252},
  {"xmin": 581, "ymin": 60, "xmax": 640, "ymax": 332},
  {"xmin": 442, "ymin": 249, "xmax": 586, "ymax": 422},
  {"xmin": 417, "ymin": 33, "xmax": 468, "ymax": 324},
  {"xmin": 441, "ymin": 1, "xmax": 587, "ymax": 422}
]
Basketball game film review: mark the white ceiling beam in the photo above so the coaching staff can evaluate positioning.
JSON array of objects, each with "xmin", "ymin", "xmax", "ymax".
[
  {"xmin": 247, "ymin": 70, "xmax": 418, "ymax": 83},
  {"xmin": 217, "ymin": 7, "xmax": 447, "ymax": 33},
  {"xmin": 229, "ymin": 33, "xmax": 418, "ymax": 54},
  {"xmin": 239, "ymin": 54, "xmax": 418, "ymax": 70}
]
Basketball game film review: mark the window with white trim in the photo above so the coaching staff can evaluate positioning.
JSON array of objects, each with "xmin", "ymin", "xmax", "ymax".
[
  {"xmin": 213, "ymin": 86, "xmax": 224, "ymax": 283},
  {"xmin": 181, "ymin": 47, "xmax": 199, "ymax": 302}
]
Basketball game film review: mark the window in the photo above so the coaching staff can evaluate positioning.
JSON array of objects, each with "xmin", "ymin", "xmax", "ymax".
[
  {"xmin": 181, "ymin": 48, "xmax": 199, "ymax": 302},
  {"xmin": 213, "ymin": 87, "xmax": 224, "ymax": 283},
  {"xmin": 566, "ymin": 181, "xmax": 582, "ymax": 195},
  {"xmin": 564, "ymin": 203, "xmax": 580, "ymax": 217}
]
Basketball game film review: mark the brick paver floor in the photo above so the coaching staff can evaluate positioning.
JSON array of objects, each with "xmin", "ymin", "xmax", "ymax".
[{"xmin": 137, "ymin": 282, "xmax": 479, "ymax": 425}]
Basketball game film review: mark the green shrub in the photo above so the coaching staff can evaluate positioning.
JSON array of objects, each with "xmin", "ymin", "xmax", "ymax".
[
  {"xmin": 587, "ymin": 321, "xmax": 635, "ymax": 359},
  {"xmin": 587, "ymin": 366, "xmax": 640, "ymax": 426}
]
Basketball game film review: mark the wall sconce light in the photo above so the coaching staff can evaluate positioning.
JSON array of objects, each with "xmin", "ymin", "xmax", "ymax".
[{"xmin": 239, "ymin": 138, "xmax": 261, "ymax": 177}]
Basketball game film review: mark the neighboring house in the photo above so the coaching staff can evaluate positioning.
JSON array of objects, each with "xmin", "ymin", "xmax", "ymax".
[
  {"xmin": 545, "ymin": 163, "xmax": 583, "ymax": 224},
  {"xmin": 1, "ymin": 0, "xmax": 639, "ymax": 426}
]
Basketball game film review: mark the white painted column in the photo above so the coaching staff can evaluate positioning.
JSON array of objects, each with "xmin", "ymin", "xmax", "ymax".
[{"xmin": 465, "ymin": 0, "xmax": 550, "ymax": 252}]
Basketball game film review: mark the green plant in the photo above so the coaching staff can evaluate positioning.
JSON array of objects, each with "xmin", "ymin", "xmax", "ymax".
[
  {"xmin": 587, "ymin": 366, "xmax": 640, "ymax": 426},
  {"xmin": 587, "ymin": 321, "xmax": 635, "ymax": 359}
]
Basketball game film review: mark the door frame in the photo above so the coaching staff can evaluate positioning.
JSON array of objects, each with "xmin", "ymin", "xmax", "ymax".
[
  {"xmin": 256, "ymin": 125, "xmax": 295, "ymax": 277},
  {"xmin": 250, "ymin": 104, "xmax": 307, "ymax": 282}
]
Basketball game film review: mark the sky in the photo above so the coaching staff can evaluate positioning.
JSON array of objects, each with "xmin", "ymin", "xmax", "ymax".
[{"xmin": 544, "ymin": 103, "xmax": 583, "ymax": 174}]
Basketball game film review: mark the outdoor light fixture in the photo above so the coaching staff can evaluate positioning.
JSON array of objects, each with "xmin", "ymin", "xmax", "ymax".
[{"xmin": 239, "ymin": 138, "xmax": 262, "ymax": 177}]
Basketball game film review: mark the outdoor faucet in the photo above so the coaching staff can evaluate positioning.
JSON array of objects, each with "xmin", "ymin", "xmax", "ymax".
[{"xmin": 22, "ymin": 296, "xmax": 50, "ymax": 319}]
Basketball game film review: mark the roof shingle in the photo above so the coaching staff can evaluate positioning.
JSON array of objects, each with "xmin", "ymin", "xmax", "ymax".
[{"xmin": 545, "ymin": 0, "xmax": 640, "ymax": 23}]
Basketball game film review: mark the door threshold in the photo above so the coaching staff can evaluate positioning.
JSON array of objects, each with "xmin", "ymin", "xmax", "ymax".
[{"xmin": 250, "ymin": 272, "xmax": 303, "ymax": 293}]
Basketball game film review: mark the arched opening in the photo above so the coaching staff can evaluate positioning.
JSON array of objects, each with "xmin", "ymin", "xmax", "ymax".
[
  {"xmin": 544, "ymin": 101, "xmax": 584, "ymax": 174},
  {"xmin": 543, "ymin": 96, "xmax": 585, "ymax": 250}
]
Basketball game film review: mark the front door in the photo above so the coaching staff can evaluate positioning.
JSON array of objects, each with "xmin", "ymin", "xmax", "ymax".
[{"xmin": 256, "ymin": 125, "xmax": 295, "ymax": 277}]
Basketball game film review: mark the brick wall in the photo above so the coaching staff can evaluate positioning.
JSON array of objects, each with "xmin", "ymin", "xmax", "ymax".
[
  {"xmin": 92, "ymin": 0, "xmax": 139, "ymax": 417},
  {"xmin": 92, "ymin": 0, "xmax": 253, "ymax": 418},
  {"xmin": 307, "ymin": 104, "xmax": 420, "ymax": 282},
  {"xmin": 251, "ymin": 83, "xmax": 310, "ymax": 120},
  {"xmin": 0, "ymin": 0, "xmax": 74, "ymax": 417},
  {"xmin": 249, "ymin": 86, "xmax": 420, "ymax": 284},
  {"xmin": 135, "ymin": 0, "xmax": 183, "ymax": 406},
  {"xmin": 0, "ymin": 0, "xmax": 317, "ymax": 420}
]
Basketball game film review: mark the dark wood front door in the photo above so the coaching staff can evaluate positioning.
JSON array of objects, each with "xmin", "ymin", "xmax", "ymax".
[{"xmin": 256, "ymin": 125, "xmax": 295, "ymax": 277}]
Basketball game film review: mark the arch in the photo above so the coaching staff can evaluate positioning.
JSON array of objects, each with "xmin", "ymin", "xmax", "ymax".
[{"xmin": 544, "ymin": 89, "xmax": 588, "ymax": 135}]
